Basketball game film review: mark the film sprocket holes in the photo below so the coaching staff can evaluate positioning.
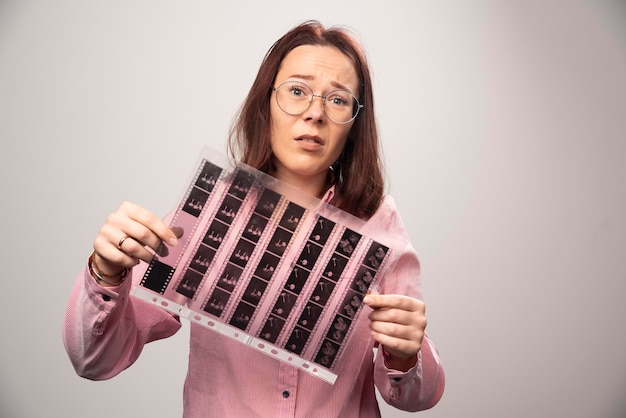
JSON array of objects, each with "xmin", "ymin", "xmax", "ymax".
[{"xmin": 131, "ymin": 146, "xmax": 407, "ymax": 384}]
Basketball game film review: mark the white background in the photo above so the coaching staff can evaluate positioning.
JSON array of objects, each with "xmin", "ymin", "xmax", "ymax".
[{"xmin": 1, "ymin": 1, "xmax": 625, "ymax": 417}]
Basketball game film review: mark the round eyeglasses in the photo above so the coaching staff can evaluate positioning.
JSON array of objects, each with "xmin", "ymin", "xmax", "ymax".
[{"xmin": 273, "ymin": 81, "xmax": 363, "ymax": 124}]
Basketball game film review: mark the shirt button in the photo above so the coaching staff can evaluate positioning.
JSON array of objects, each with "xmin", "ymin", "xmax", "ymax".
[
  {"xmin": 282, "ymin": 390, "xmax": 290, "ymax": 398},
  {"xmin": 389, "ymin": 389, "xmax": 399, "ymax": 400}
]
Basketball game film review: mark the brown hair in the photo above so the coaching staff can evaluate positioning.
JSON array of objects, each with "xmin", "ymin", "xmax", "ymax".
[{"xmin": 228, "ymin": 20, "xmax": 384, "ymax": 219}]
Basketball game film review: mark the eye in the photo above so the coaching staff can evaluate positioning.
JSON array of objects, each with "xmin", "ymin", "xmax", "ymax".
[
  {"xmin": 327, "ymin": 91, "xmax": 351, "ymax": 107},
  {"xmin": 289, "ymin": 85, "xmax": 308, "ymax": 98}
]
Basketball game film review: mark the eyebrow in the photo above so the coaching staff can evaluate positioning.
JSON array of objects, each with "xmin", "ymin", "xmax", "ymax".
[{"xmin": 286, "ymin": 74, "xmax": 354, "ymax": 94}]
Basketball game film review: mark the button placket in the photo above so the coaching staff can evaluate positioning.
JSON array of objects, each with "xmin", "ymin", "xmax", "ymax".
[{"xmin": 278, "ymin": 363, "xmax": 297, "ymax": 416}]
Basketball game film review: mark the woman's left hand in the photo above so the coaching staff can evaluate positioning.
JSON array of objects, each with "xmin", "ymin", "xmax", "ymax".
[{"xmin": 363, "ymin": 293, "xmax": 427, "ymax": 371}]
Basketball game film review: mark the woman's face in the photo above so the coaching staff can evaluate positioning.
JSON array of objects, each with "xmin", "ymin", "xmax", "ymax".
[{"xmin": 269, "ymin": 44, "xmax": 359, "ymax": 197}]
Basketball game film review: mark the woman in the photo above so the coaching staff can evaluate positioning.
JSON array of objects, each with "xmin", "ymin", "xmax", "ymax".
[{"xmin": 63, "ymin": 21, "xmax": 445, "ymax": 417}]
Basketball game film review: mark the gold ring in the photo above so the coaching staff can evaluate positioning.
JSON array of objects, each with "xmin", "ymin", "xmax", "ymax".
[{"xmin": 118, "ymin": 235, "xmax": 130, "ymax": 250}]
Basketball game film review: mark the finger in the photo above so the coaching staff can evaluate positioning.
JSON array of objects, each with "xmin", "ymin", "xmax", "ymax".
[
  {"xmin": 94, "ymin": 203, "xmax": 176, "ymax": 266},
  {"xmin": 369, "ymin": 317, "xmax": 426, "ymax": 356},
  {"xmin": 115, "ymin": 234, "xmax": 156, "ymax": 264},
  {"xmin": 369, "ymin": 317, "xmax": 419, "ymax": 340},
  {"xmin": 93, "ymin": 234, "xmax": 141, "ymax": 268},
  {"xmin": 106, "ymin": 203, "xmax": 178, "ymax": 256},
  {"xmin": 368, "ymin": 307, "xmax": 416, "ymax": 326},
  {"xmin": 364, "ymin": 294, "xmax": 422, "ymax": 312},
  {"xmin": 370, "ymin": 330, "xmax": 421, "ymax": 359},
  {"xmin": 113, "ymin": 214, "xmax": 162, "ymax": 253},
  {"xmin": 153, "ymin": 226, "xmax": 184, "ymax": 257},
  {"xmin": 95, "ymin": 225, "xmax": 154, "ymax": 265},
  {"xmin": 119, "ymin": 202, "xmax": 179, "ymax": 247},
  {"xmin": 97, "ymin": 215, "xmax": 157, "ymax": 262},
  {"xmin": 369, "ymin": 318, "xmax": 402, "ymax": 338}
]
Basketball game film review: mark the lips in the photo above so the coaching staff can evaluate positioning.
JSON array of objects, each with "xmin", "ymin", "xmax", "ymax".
[{"xmin": 295, "ymin": 134, "xmax": 324, "ymax": 145}]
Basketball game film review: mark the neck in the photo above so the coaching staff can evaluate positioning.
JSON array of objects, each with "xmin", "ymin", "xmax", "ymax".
[{"xmin": 270, "ymin": 168, "xmax": 329, "ymax": 199}]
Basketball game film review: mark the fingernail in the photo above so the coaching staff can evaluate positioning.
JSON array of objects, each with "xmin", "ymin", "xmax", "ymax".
[
  {"xmin": 156, "ymin": 244, "xmax": 169, "ymax": 257},
  {"xmin": 168, "ymin": 237, "xmax": 178, "ymax": 246},
  {"xmin": 363, "ymin": 296, "xmax": 372, "ymax": 304},
  {"xmin": 172, "ymin": 226, "xmax": 184, "ymax": 238}
]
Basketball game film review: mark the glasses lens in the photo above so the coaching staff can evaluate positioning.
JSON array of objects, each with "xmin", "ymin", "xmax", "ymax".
[
  {"xmin": 324, "ymin": 90, "xmax": 359, "ymax": 124},
  {"xmin": 276, "ymin": 82, "xmax": 313, "ymax": 115}
]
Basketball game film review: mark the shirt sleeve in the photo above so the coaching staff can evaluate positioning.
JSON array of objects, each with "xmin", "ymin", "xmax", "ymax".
[
  {"xmin": 62, "ymin": 260, "xmax": 181, "ymax": 380},
  {"xmin": 369, "ymin": 196, "xmax": 446, "ymax": 411}
]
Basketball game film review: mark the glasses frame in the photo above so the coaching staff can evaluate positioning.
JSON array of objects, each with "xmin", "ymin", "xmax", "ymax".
[{"xmin": 272, "ymin": 81, "xmax": 363, "ymax": 124}]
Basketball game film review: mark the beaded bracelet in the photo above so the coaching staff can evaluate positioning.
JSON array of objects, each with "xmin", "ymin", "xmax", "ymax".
[{"xmin": 88, "ymin": 251, "xmax": 129, "ymax": 286}]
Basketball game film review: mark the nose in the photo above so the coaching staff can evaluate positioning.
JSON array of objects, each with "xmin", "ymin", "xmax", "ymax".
[{"xmin": 303, "ymin": 94, "xmax": 326, "ymax": 122}]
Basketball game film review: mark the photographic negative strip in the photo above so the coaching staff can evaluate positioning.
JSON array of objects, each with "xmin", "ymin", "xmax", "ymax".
[
  {"xmin": 132, "ymin": 146, "xmax": 406, "ymax": 385},
  {"xmin": 284, "ymin": 266, "xmax": 310, "ymax": 295}
]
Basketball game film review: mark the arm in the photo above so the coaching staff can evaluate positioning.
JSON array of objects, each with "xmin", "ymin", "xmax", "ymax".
[
  {"xmin": 373, "ymin": 332, "xmax": 445, "ymax": 411},
  {"xmin": 365, "ymin": 197, "xmax": 446, "ymax": 410},
  {"xmin": 62, "ymin": 202, "xmax": 182, "ymax": 380},
  {"xmin": 62, "ymin": 262, "xmax": 181, "ymax": 380}
]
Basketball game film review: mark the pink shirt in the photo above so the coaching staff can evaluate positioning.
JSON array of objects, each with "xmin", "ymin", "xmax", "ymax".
[{"xmin": 63, "ymin": 195, "xmax": 445, "ymax": 417}]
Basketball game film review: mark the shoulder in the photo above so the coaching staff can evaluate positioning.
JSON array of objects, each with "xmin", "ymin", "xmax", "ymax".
[{"xmin": 367, "ymin": 195, "xmax": 411, "ymax": 240}]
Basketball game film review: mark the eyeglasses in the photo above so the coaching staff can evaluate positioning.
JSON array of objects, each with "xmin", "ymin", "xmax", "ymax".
[{"xmin": 273, "ymin": 81, "xmax": 363, "ymax": 124}]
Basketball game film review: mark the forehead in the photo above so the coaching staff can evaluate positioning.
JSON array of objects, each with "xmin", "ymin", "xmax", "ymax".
[{"xmin": 277, "ymin": 45, "xmax": 359, "ymax": 92}]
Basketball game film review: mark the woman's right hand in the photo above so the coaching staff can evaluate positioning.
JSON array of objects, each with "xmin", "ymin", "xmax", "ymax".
[{"xmin": 92, "ymin": 202, "xmax": 180, "ymax": 282}]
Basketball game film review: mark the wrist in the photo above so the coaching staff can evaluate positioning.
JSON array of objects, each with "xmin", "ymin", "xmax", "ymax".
[
  {"xmin": 381, "ymin": 347, "xmax": 418, "ymax": 372},
  {"xmin": 88, "ymin": 251, "xmax": 129, "ymax": 286}
]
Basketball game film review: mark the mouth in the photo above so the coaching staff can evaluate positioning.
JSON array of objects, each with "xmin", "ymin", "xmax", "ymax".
[{"xmin": 295, "ymin": 135, "xmax": 324, "ymax": 145}]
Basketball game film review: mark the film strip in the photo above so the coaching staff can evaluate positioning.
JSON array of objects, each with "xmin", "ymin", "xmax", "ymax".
[
  {"xmin": 140, "ymin": 158, "xmax": 225, "ymax": 297},
  {"xmin": 132, "ymin": 146, "xmax": 404, "ymax": 384}
]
